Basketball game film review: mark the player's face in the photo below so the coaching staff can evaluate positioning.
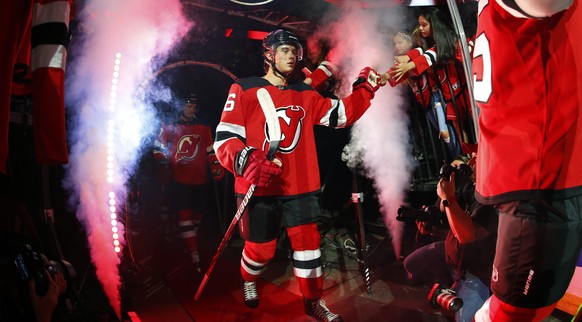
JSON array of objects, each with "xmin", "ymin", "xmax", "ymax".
[
  {"xmin": 418, "ymin": 15, "xmax": 432, "ymax": 39},
  {"xmin": 274, "ymin": 44, "xmax": 297, "ymax": 74},
  {"xmin": 394, "ymin": 35, "xmax": 412, "ymax": 55},
  {"xmin": 183, "ymin": 102, "xmax": 196, "ymax": 120}
]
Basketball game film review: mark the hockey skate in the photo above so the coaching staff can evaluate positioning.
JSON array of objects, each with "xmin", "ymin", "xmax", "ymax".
[
  {"xmin": 242, "ymin": 280, "xmax": 259, "ymax": 308},
  {"xmin": 304, "ymin": 298, "xmax": 343, "ymax": 322}
]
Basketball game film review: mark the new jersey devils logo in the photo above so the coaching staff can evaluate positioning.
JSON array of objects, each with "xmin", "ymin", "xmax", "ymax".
[
  {"xmin": 264, "ymin": 105, "xmax": 305, "ymax": 153},
  {"xmin": 175, "ymin": 134, "xmax": 201, "ymax": 162}
]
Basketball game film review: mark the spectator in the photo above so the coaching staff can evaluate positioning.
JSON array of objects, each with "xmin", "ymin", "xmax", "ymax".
[
  {"xmin": 403, "ymin": 155, "xmax": 498, "ymax": 322},
  {"xmin": 0, "ymin": 197, "xmax": 67, "ymax": 322},
  {"xmin": 386, "ymin": 7, "xmax": 475, "ymax": 159}
]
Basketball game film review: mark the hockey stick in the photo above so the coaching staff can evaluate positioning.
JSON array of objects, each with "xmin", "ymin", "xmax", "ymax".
[{"xmin": 195, "ymin": 88, "xmax": 281, "ymax": 301}]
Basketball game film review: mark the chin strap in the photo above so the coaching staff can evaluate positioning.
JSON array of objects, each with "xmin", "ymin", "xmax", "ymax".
[{"xmin": 267, "ymin": 56, "xmax": 291, "ymax": 80}]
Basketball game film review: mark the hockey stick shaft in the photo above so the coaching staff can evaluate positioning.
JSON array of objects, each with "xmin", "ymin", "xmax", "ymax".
[
  {"xmin": 195, "ymin": 183, "xmax": 256, "ymax": 301},
  {"xmin": 195, "ymin": 88, "xmax": 280, "ymax": 301}
]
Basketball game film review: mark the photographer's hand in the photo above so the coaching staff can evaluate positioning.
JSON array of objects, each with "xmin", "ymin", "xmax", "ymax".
[
  {"xmin": 437, "ymin": 172, "xmax": 456, "ymax": 201},
  {"xmin": 28, "ymin": 270, "xmax": 67, "ymax": 322},
  {"xmin": 437, "ymin": 172, "xmax": 480, "ymax": 244}
]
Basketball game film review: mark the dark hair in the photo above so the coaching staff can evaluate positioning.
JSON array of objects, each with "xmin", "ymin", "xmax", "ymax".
[{"xmin": 418, "ymin": 7, "xmax": 457, "ymax": 65}]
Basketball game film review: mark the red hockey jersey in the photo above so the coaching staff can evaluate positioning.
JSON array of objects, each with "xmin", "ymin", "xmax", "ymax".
[
  {"xmin": 214, "ymin": 77, "xmax": 373, "ymax": 197},
  {"xmin": 473, "ymin": 0, "xmax": 582, "ymax": 203},
  {"xmin": 387, "ymin": 65, "xmax": 431, "ymax": 109},
  {"xmin": 406, "ymin": 43, "xmax": 473, "ymax": 121},
  {"xmin": 155, "ymin": 121, "xmax": 214, "ymax": 186}
]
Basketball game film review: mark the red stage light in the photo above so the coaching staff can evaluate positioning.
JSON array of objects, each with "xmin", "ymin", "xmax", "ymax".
[
  {"xmin": 224, "ymin": 28, "xmax": 267, "ymax": 40},
  {"xmin": 247, "ymin": 30, "xmax": 268, "ymax": 40}
]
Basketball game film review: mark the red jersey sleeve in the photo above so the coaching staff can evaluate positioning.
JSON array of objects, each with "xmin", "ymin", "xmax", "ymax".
[
  {"xmin": 406, "ymin": 47, "xmax": 423, "ymax": 60},
  {"xmin": 411, "ymin": 47, "xmax": 437, "ymax": 75},
  {"xmin": 214, "ymin": 83, "xmax": 248, "ymax": 174},
  {"xmin": 311, "ymin": 87, "xmax": 374, "ymax": 129}
]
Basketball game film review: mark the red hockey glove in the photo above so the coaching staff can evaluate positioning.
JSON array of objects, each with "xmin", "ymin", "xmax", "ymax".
[
  {"xmin": 306, "ymin": 61, "xmax": 336, "ymax": 89},
  {"xmin": 234, "ymin": 147, "xmax": 282, "ymax": 187},
  {"xmin": 207, "ymin": 154, "xmax": 225, "ymax": 181},
  {"xmin": 352, "ymin": 67, "xmax": 381, "ymax": 97}
]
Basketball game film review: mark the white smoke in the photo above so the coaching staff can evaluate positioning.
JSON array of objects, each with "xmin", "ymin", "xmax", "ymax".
[
  {"xmin": 314, "ymin": 4, "xmax": 416, "ymax": 258},
  {"xmin": 64, "ymin": 0, "xmax": 192, "ymax": 317}
]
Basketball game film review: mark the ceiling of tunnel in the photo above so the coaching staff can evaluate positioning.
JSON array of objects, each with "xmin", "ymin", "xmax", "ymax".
[{"xmin": 67, "ymin": 0, "xmax": 477, "ymax": 126}]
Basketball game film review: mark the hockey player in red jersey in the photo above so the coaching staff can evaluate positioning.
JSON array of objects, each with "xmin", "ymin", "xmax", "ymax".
[
  {"xmin": 472, "ymin": 0, "xmax": 582, "ymax": 321},
  {"xmin": 154, "ymin": 93, "xmax": 224, "ymax": 273},
  {"xmin": 213, "ymin": 29, "xmax": 383, "ymax": 322}
]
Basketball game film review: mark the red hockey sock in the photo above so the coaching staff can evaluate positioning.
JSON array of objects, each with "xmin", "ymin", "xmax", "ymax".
[
  {"xmin": 488, "ymin": 295, "xmax": 557, "ymax": 322},
  {"xmin": 178, "ymin": 209, "xmax": 198, "ymax": 253},
  {"xmin": 287, "ymin": 223, "xmax": 323, "ymax": 300},
  {"xmin": 240, "ymin": 239, "xmax": 277, "ymax": 282}
]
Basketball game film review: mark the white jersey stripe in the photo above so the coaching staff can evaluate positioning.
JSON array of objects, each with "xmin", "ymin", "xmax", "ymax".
[
  {"xmin": 293, "ymin": 249, "xmax": 321, "ymax": 261},
  {"xmin": 242, "ymin": 250, "xmax": 268, "ymax": 267},
  {"xmin": 31, "ymin": 45, "xmax": 67, "ymax": 71},
  {"xmin": 33, "ymin": 1, "xmax": 70, "ymax": 26},
  {"xmin": 180, "ymin": 231, "xmax": 196, "ymax": 238},
  {"xmin": 241, "ymin": 258, "xmax": 264, "ymax": 276},
  {"xmin": 214, "ymin": 121, "xmax": 246, "ymax": 151},
  {"xmin": 293, "ymin": 266, "xmax": 323, "ymax": 278},
  {"xmin": 318, "ymin": 100, "xmax": 347, "ymax": 128}
]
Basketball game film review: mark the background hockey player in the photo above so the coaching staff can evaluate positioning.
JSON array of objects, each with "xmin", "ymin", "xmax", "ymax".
[{"xmin": 154, "ymin": 93, "xmax": 224, "ymax": 273}]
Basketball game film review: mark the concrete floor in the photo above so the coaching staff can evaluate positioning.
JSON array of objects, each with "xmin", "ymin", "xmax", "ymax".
[{"xmin": 119, "ymin": 210, "xmax": 572, "ymax": 322}]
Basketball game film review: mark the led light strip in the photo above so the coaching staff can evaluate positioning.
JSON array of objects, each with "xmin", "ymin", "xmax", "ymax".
[{"xmin": 109, "ymin": 52, "xmax": 122, "ymax": 253}]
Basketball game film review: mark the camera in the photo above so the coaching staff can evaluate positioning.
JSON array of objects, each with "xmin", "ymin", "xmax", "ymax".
[
  {"xmin": 397, "ymin": 205, "xmax": 431, "ymax": 222},
  {"xmin": 427, "ymin": 283, "xmax": 463, "ymax": 312},
  {"xmin": 12, "ymin": 242, "xmax": 76, "ymax": 296},
  {"xmin": 439, "ymin": 162, "xmax": 473, "ymax": 181},
  {"xmin": 396, "ymin": 205, "xmax": 446, "ymax": 228}
]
